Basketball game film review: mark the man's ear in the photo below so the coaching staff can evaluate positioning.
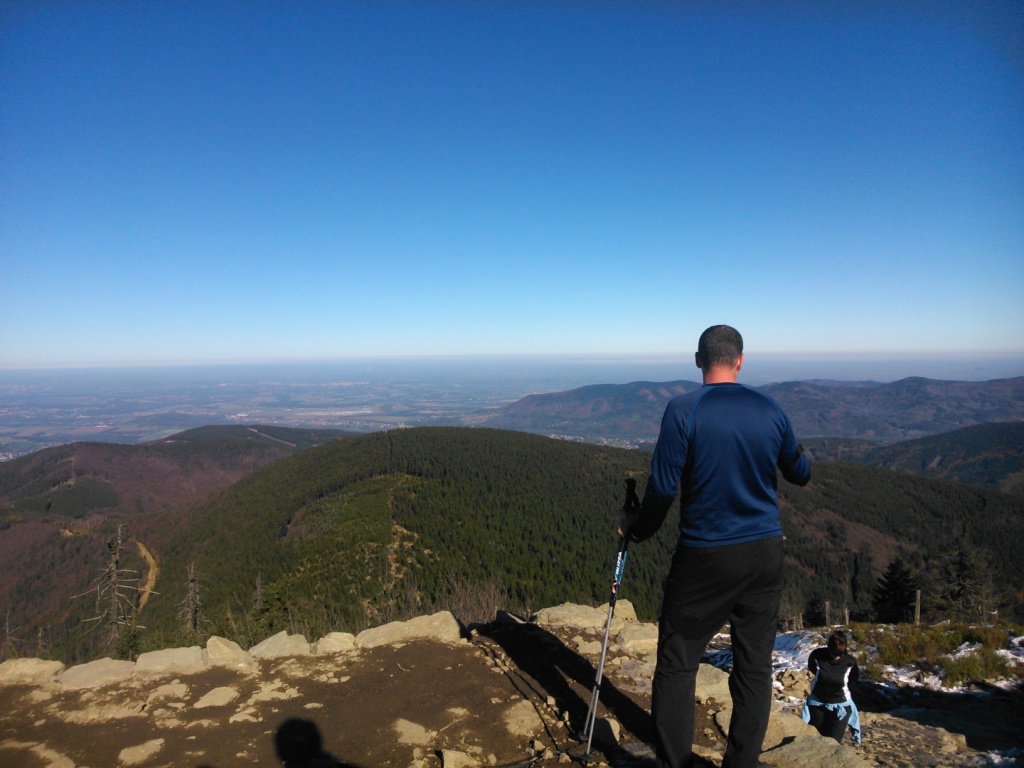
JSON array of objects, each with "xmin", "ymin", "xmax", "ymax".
[
  {"xmin": 735, "ymin": 354, "xmax": 744, "ymax": 373},
  {"xmin": 694, "ymin": 352, "xmax": 703, "ymax": 370}
]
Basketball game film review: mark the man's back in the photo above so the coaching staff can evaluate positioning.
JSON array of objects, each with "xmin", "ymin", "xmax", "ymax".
[{"xmin": 633, "ymin": 382, "xmax": 809, "ymax": 546}]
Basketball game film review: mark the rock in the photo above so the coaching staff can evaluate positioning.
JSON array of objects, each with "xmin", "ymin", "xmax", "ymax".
[
  {"xmin": 194, "ymin": 686, "xmax": 239, "ymax": 708},
  {"xmin": 206, "ymin": 636, "xmax": 256, "ymax": 670},
  {"xmin": 776, "ymin": 668, "xmax": 811, "ymax": 699},
  {"xmin": 0, "ymin": 742, "xmax": 75, "ymax": 768},
  {"xmin": 615, "ymin": 623, "xmax": 659, "ymax": 654},
  {"xmin": 118, "ymin": 738, "xmax": 165, "ymax": 766},
  {"xmin": 313, "ymin": 631, "xmax": 357, "ymax": 655},
  {"xmin": 534, "ymin": 603, "xmax": 607, "ymax": 630},
  {"xmin": 57, "ymin": 658, "xmax": 135, "ymax": 689},
  {"xmin": 536, "ymin": 602, "xmax": 635, "ymax": 635},
  {"xmin": 859, "ymin": 709, "xmax": 975, "ymax": 765},
  {"xmin": 599, "ymin": 599, "xmax": 637, "ymax": 624},
  {"xmin": 134, "ymin": 646, "xmax": 205, "ymax": 675},
  {"xmin": 0, "ymin": 658, "xmax": 65, "ymax": 685},
  {"xmin": 760, "ymin": 709, "xmax": 820, "ymax": 750},
  {"xmin": 575, "ymin": 640, "xmax": 604, "ymax": 656},
  {"xmin": 250, "ymin": 631, "xmax": 311, "ymax": 659},
  {"xmin": 503, "ymin": 698, "xmax": 545, "ymax": 737},
  {"xmin": 441, "ymin": 749, "xmax": 479, "ymax": 768},
  {"xmin": 759, "ymin": 734, "xmax": 870, "ymax": 767},
  {"xmin": 355, "ymin": 611, "xmax": 463, "ymax": 648},
  {"xmin": 695, "ymin": 663, "xmax": 731, "ymax": 705},
  {"xmin": 146, "ymin": 682, "xmax": 189, "ymax": 705},
  {"xmin": 393, "ymin": 718, "xmax": 437, "ymax": 746}
]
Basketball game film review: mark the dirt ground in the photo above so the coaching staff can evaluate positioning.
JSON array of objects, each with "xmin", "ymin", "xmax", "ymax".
[{"xmin": 1, "ymin": 619, "xmax": 1021, "ymax": 768}]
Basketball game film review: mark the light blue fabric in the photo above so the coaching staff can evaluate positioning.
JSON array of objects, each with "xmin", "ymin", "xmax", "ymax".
[{"xmin": 801, "ymin": 694, "xmax": 862, "ymax": 745}]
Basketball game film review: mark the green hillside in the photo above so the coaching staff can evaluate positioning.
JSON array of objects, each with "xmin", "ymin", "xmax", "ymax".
[
  {"xmin": 143, "ymin": 428, "xmax": 666, "ymax": 650},
  {"xmin": 8, "ymin": 426, "xmax": 1022, "ymax": 663},
  {"xmin": 137, "ymin": 427, "xmax": 1023, "ymax": 656},
  {"xmin": 805, "ymin": 422, "xmax": 1024, "ymax": 496}
]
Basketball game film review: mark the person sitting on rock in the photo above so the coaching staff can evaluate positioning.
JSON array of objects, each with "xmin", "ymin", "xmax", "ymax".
[{"xmin": 801, "ymin": 630, "xmax": 861, "ymax": 745}]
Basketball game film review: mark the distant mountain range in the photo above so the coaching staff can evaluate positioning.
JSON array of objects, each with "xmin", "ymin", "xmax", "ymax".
[{"xmin": 479, "ymin": 376, "xmax": 1024, "ymax": 445}]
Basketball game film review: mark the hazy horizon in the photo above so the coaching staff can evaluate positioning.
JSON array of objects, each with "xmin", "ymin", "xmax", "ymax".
[
  {"xmin": 2, "ymin": 2, "xmax": 1021, "ymax": 369},
  {"xmin": 2, "ymin": 351, "xmax": 1023, "ymax": 387}
]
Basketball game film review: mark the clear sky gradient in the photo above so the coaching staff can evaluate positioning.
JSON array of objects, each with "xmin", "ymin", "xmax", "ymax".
[{"xmin": 2, "ymin": 1, "xmax": 1022, "ymax": 368}]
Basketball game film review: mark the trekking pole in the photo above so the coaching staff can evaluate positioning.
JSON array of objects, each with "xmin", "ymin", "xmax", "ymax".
[{"xmin": 581, "ymin": 478, "xmax": 640, "ymax": 757}]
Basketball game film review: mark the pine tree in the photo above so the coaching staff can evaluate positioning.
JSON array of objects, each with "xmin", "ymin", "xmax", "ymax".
[
  {"xmin": 873, "ymin": 555, "xmax": 919, "ymax": 623},
  {"xmin": 935, "ymin": 525, "xmax": 995, "ymax": 622}
]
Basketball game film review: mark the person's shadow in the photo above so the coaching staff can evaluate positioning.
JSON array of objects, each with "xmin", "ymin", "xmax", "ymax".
[
  {"xmin": 478, "ymin": 617, "xmax": 656, "ymax": 765},
  {"xmin": 274, "ymin": 717, "xmax": 364, "ymax": 768}
]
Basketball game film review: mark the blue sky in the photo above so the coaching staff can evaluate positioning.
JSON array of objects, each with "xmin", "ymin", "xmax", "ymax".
[{"xmin": 2, "ymin": 1, "xmax": 1022, "ymax": 368}]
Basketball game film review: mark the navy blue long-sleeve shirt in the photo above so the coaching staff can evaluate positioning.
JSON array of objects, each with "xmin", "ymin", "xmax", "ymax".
[{"xmin": 631, "ymin": 382, "xmax": 811, "ymax": 547}]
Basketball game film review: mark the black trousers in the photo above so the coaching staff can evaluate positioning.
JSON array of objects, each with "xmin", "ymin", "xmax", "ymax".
[
  {"xmin": 652, "ymin": 536, "xmax": 784, "ymax": 768},
  {"xmin": 807, "ymin": 704, "xmax": 852, "ymax": 742}
]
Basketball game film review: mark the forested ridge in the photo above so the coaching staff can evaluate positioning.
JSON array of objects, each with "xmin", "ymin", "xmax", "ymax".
[
  {"xmin": 143, "ymin": 428, "xmax": 1023, "ymax": 654},
  {"xmin": 144, "ymin": 428, "xmax": 669, "ymax": 652},
  {"xmin": 805, "ymin": 421, "xmax": 1024, "ymax": 497},
  {"xmin": 4, "ymin": 426, "xmax": 1022, "ymax": 663}
]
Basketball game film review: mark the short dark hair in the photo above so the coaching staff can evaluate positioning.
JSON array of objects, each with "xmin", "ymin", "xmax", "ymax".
[
  {"xmin": 826, "ymin": 631, "xmax": 848, "ymax": 656},
  {"xmin": 697, "ymin": 325, "xmax": 743, "ymax": 369}
]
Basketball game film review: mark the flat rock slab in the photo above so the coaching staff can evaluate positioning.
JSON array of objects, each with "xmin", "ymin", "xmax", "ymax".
[
  {"xmin": 134, "ymin": 646, "xmax": 204, "ymax": 676},
  {"xmin": 118, "ymin": 738, "xmax": 165, "ymax": 766},
  {"xmin": 194, "ymin": 686, "xmax": 239, "ymax": 708},
  {"xmin": 58, "ymin": 658, "xmax": 135, "ymax": 689}
]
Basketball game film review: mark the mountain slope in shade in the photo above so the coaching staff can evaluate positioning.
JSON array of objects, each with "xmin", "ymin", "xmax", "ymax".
[{"xmin": 805, "ymin": 422, "xmax": 1024, "ymax": 496}]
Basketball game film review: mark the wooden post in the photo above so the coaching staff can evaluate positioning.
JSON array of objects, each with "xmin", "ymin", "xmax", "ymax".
[
  {"xmin": 825, "ymin": 601, "xmax": 831, "ymax": 627},
  {"xmin": 914, "ymin": 590, "xmax": 921, "ymax": 626}
]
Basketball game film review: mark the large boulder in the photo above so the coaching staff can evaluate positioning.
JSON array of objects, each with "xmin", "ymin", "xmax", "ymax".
[
  {"xmin": 250, "ymin": 631, "xmax": 311, "ymax": 659},
  {"xmin": 313, "ymin": 632, "xmax": 357, "ymax": 655},
  {"xmin": 355, "ymin": 611, "xmax": 463, "ymax": 649},
  {"xmin": 0, "ymin": 658, "xmax": 65, "ymax": 685},
  {"xmin": 205, "ymin": 636, "xmax": 256, "ymax": 671},
  {"xmin": 134, "ymin": 646, "xmax": 205, "ymax": 676},
  {"xmin": 761, "ymin": 709, "xmax": 821, "ymax": 751},
  {"xmin": 534, "ymin": 602, "xmax": 637, "ymax": 635},
  {"xmin": 760, "ymin": 734, "xmax": 871, "ymax": 767},
  {"xmin": 534, "ymin": 603, "xmax": 604, "ymax": 630},
  {"xmin": 615, "ymin": 623, "xmax": 658, "ymax": 654},
  {"xmin": 58, "ymin": 658, "xmax": 135, "ymax": 689},
  {"xmin": 695, "ymin": 663, "xmax": 731, "ymax": 705}
]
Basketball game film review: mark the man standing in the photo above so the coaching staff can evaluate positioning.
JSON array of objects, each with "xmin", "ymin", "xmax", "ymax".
[{"xmin": 626, "ymin": 325, "xmax": 811, "ymax": 768}]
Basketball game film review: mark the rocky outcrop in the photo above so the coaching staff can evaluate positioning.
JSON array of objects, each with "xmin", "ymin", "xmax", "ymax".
[
  {"xmin": 0, "ymin": 606, "xmax": 1000, "ymax": 768},
  {"xmin": 354, "ymin": 610, "xmax": 463, "ymax": 648}
]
